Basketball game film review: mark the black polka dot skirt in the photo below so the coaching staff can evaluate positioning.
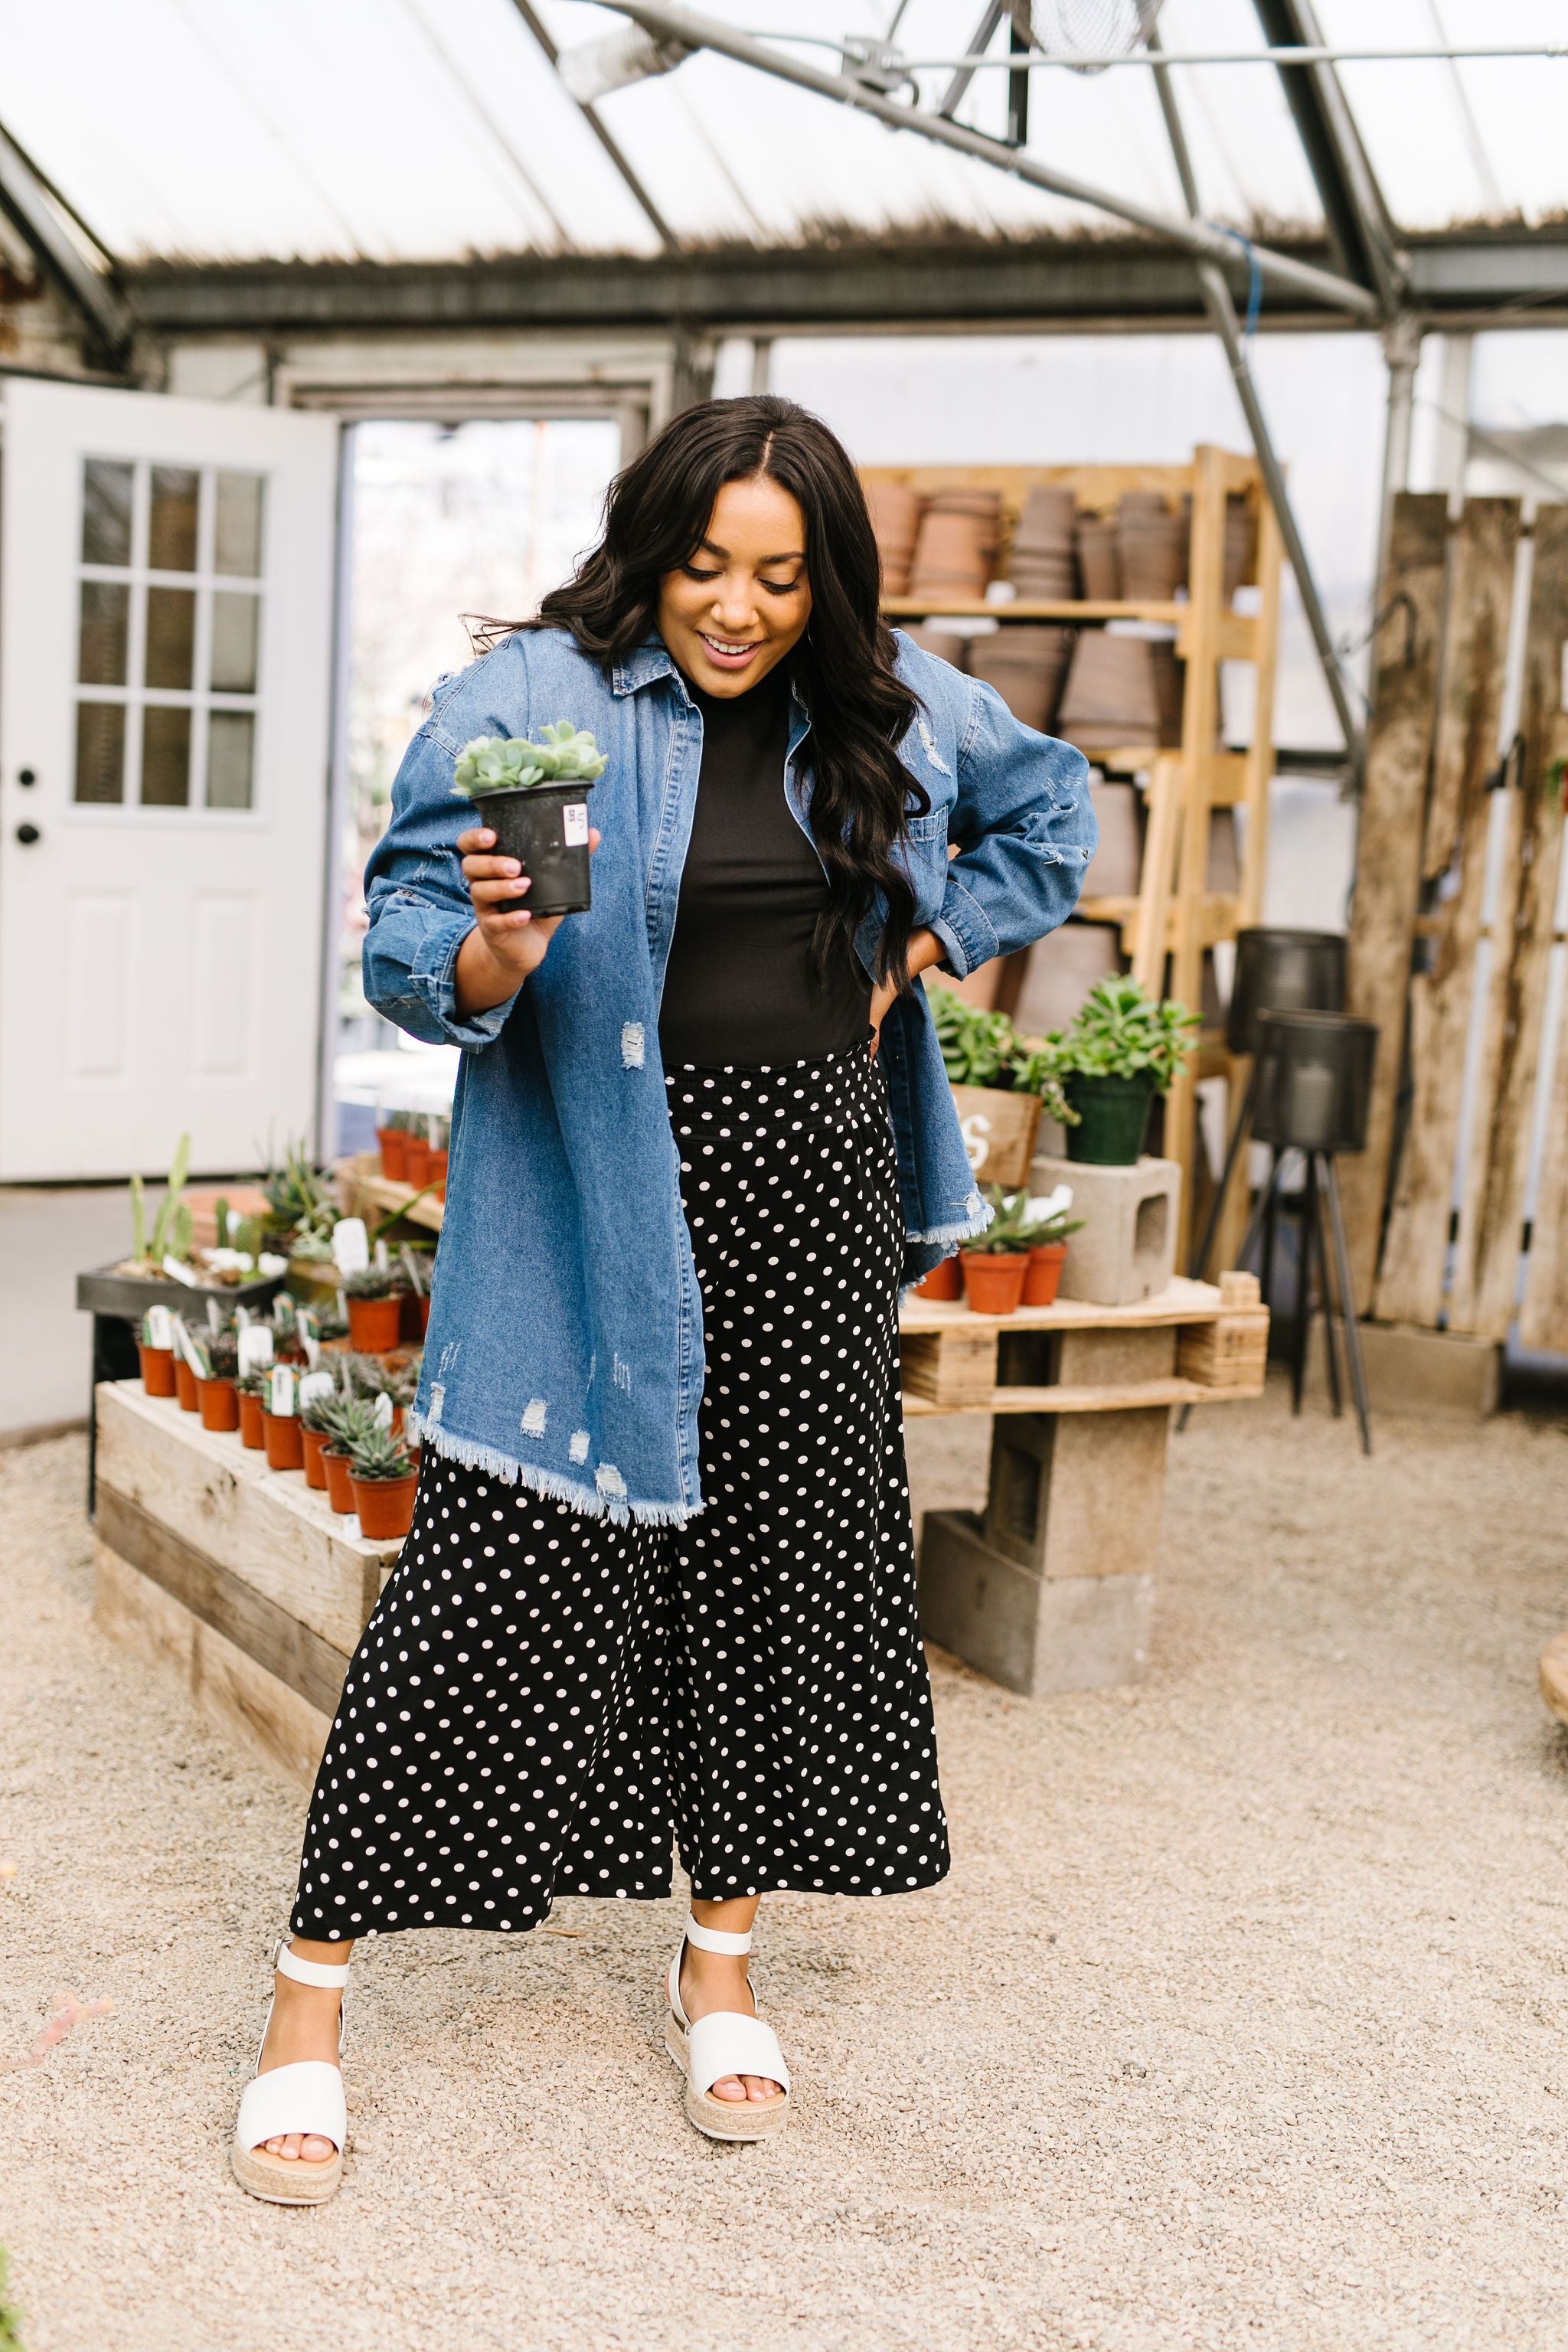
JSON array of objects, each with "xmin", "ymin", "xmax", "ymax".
[{"xmin": 290, "ymin": 1044, "xmax": 950, "ymax": 1939}]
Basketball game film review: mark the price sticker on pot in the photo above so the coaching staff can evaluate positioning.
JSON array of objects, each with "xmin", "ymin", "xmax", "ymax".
[
  {"xmin": 562, "ymin": 802, "xmax": 590, "ymax": 847},
  {"xmin": 238, "ymin": 1324, "xmax": 274, "ymax": 1377},
  {"xmin": 332, "ymin": 1217, "xmax": 370, "ymax": 1277},
  {"xmin": 270, "ymin": 1365, "xmax": 297, "ymax": 1417},
  {"xmin": 299, "ymin": 1370, "xmax": 335, "ymax": 1410}
]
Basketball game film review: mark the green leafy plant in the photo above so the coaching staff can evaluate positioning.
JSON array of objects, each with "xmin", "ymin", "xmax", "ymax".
[
  {"xmin": 928, "ymin": 988, "xmax": 1019, "ymax": 1089},
  {"xmin": 343, "ymin": 1266, "xmax": 408, "ymax": 1302},
  {"xmin": 453, "ymin": 723, "xmax": 607, "ymax": 797},
  {"xmin": 346, "ymin": 1425, "xmax": 416, "ymax": 1481},
  {"xmin": 964, "ymin": 1184, "xmax": 1082, "ymax": 1256},
  {"xmin": 1008, "ymin": 1042, "xmax": 1075, "ymax": 1127},
  {"xmin": 129, "ymin": 1133, "xmax": 192, "ymax": 1266},
  {"xmin": 1044, "ymin": 976, "xmax": 1199, "ymax": 1090}
]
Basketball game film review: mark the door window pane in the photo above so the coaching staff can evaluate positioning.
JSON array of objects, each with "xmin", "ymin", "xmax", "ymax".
[
  {"xmin": 149, "ymin": 466, "xmax": 199, "ymax": 572},
  {"xmin": 82, "ymin": 459, "xmax": 134, "ymax": 567},
  {"xmin": 145, "ymin": 586, "xmax": 196, "ymax": 690},
  {"xmin": 207, "ymin": 710, "xmax": 255, "ymax": 809},
  {"xmin": 78, "ymin": 580, "xmax": 129, "ymax": 685},
  {"xmin": 142, "ymin": 705, "xmax": 191, "ymax": 806},
  {"xmin": 210, "ymin": 591, "xmax": 260, "ymax": 692},
  {"xmin": 75, "ymin": 702, "xmax": 126, "ymax": 803},
  {"xmin": 214, "ymin": 472, "xmax": 265, "ymax": 577}
]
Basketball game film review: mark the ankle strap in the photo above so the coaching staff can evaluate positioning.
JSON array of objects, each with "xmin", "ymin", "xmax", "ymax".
[
  {"xmin": 684, "ymin": 1913, "xmax": 752, "ymax": 1956},
  {"xmin": 273, "ymin": 1938, "xmax": 352, "ymax": 1988}
]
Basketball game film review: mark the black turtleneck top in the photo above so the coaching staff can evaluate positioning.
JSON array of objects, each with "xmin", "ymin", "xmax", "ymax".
[{"xmin": 658, "ymin": 667, "xmax": 874, "ymax": 1070}]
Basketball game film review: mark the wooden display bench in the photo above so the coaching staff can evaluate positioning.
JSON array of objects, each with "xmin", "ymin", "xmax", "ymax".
[
  {"xmin": 907, "ymin": 1272, "xmax": 1266, "ymax": 1697},
  {"xmin": 91, "ymin": 1381, "xmax": 401, "ymax": 1786}
]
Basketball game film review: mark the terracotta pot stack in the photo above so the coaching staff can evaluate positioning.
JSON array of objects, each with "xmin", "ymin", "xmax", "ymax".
[
  {"xmin": 1005, "ymin": 485, "xmax": 1079, "ymax": 600},
  {"xmin": 1082, "ymin": 780, "xmax": 1144, "ymax": 897},
  {"xmin": 1057, "ymin": 629, "xmax": 1161, "ymax": 750},
  {"xmin": 1011, "ymin": 919, "xmax": 1123, "ymax": 1038},
  {"xmin": 865, "ymin": 481, "xmax": 922, "ymax": 596},
  {"xmin": 1223, "ymin": 492, "xmax": 1257, "ymax": 601},
  {"xmin": 1150, "ymin": 639, "xmax": 1185, "ymax": 746},
  {"xmin": 1075, "ymin": 514, "xmax": 1122, "ymax": 600},
  {"xmin": 902, "ymin": 622, "xmax": 971, "ymax": 671},
  {"xmin": 1116, "ymin": 491, "xmax": 1188, "ymax": 599},
  {"xmin": 968, "ymin": 626, "xmax": 1074, "ymax": 733},
  {"xmin": 909, "ymin": 488, "xmax": 1000, "ymax": 603}
]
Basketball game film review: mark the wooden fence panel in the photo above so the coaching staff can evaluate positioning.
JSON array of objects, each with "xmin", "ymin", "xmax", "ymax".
[
  {"xmin": 1449, "ymin": 505, "xmax": 1568, "ymax": 1336},
  {"xmin": 1340, "ymin": 494, "xmax": 1449, "ymax": 1312},
  {"xmin": 1374, "ymin": 498, "xmax": 1522, "ymax": 1328},
  {"xmin": 1521, "ymin": 984, "xmax": 1568, "ymax": 1353}
]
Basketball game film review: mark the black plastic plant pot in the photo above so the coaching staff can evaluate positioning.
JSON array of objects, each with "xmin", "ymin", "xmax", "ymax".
[
  {"xmin": 1227, "ymin": 926, "xmax": 1347, "ymax": 1057},
  {"xmin": 479, "ymin": 783, "xmax": 593, "ymax": 916},
  {"xmin": 1063, "ymin": 1071, "xmax": 1156, "ymax": 1165},
  {"xmin": 1252, "ymin": 1011, "xmax": 1378, "ymax": 1155},
  {"xmin": 76, "ymin": 1265, "xmax": 285, "ymax": 1323}
]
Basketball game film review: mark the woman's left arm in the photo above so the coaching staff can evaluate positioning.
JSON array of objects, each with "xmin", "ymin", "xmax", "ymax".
[{"xmin": 927, "ymin": 680, "xmax": 1097, "ymax": 982}]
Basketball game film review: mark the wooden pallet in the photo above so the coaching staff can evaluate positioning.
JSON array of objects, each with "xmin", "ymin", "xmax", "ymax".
[{"xmin": 898, "ymin": 1272, "xmax": 1266, "ymax": 1416}]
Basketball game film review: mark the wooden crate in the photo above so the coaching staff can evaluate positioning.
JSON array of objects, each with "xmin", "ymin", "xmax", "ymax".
[
  {"xmin": 948, "ymin": 1083, "xmax": 1040, "ymax": 1190},
  {"xmin": 899, "ymin": 1272, "xmax": 1266, "ymax": 1418}
]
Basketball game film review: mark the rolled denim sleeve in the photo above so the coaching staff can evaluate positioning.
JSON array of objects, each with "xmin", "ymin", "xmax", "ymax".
[
  {"xmin": 931, "ymin": 679, "xmax": 1097, "ymax": 981},
  {"xmin": 361, "ymin": 670, "xmax": 518, "ymax": 1050}
]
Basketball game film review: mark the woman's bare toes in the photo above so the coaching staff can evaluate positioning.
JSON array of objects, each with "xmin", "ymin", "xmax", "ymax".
[
  {"xmin": 299, "ymin": 2134, "xmax": 335, "ymax": 2162},
  {"xmin": 710, "ymin": 2074, "xmax": 749, "ymax": 2102},
  {"xmin": 742, "ymin": 2074, "xmax": 782, "ymax": 2102}
]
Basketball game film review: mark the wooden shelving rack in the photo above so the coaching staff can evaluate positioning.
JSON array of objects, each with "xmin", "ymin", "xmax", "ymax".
[{"xmin": 864, "ymin": 449, "xmax": 1284, "ymax": 1264}]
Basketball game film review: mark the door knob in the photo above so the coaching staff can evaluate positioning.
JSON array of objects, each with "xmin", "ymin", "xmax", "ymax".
[
  {"xmin": 15, "ymin": 822, "xmax": 41, "ymax": 845},
  {"xmin": 18, "ymin": 768, "xmax": 36, "ymax": 787}
]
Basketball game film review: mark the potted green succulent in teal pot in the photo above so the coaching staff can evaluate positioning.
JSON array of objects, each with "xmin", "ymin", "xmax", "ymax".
[
  {"xmin": 1018, "ymin": 977, "xmax": 1199, "ymax": 1165},
  {"xmin": 453, "ymin": 724, "xmax": 607, "ymax": 916}
]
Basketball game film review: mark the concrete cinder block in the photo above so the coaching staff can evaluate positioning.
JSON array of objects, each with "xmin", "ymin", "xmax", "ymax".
[
  {"xmin": 919, "ymin": 1509, "xmax": 1154, "ymax": 1695},
  {"xmin": 1030, "ymin": 1152, "xmax": 1181, "ymax": 1305},
  {"xmin": 1305, "ymin": 1318, "xmax": 1500, "ymax": 1420},
  {"xmin": 983, "ymin": 1405, "xmax": 1169, "ymax": 1579}
]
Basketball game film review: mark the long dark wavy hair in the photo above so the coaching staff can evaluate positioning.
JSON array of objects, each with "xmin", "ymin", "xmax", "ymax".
[{"xmin": 515, "ymin": 396, "xmax": 926, "ymax": 988}]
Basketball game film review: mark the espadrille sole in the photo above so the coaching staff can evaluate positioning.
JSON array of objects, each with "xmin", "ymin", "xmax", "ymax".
[
  {"xmin": 664, "ymin": 2015, "xmax": 789, "ymax": 2142},
  {"xmin": 230, "ymin": 2140, "xmax": 345, "ymax": 2205}
]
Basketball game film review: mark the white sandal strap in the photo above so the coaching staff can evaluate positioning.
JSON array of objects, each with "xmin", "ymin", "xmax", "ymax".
[
  {"xmin": 274, "ymin": 1942, "xmax": 351, "ymax": 1990},
  {"xmin": 687, "ymin": 2011, "xmax": 790, "ymax": 2100},
  {"xmin": 683, "ymin": 1913, "xmax": 752, "ymax": 1956},
  {"xmin": 235, "ymin": 2060, "xmax": 346, "ymax": 2156}
]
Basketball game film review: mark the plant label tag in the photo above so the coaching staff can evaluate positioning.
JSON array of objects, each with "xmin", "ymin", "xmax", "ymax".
[
  {"xmin": 162, "ymin": 1254, "xmax": 198, "ymax": 1285},
  {"xmin": 237, "ymin": 1325, "xmax": 274, "ymax": 1376},
  {"xmin": 174, "ymin": 1321, "xmax": 204, "ymax": 1371},
  {"xmin": 301, "ymin": 1333, "xmax": 321, "ymax": 1370},
  {"xmin": 207, "ymin": 1297, "xmax": 221, "ymax": 1333},
  {"xmin": 563, "ymin": 801, "xmax": 590, "ymax": 847},
  {"xmin": 299, "ymin": 1371, "xmax": 335, "ymax": 1410},
  {"xmin": 372, "ymin": 1391, "xmax": 394, "ymax": 1430},
  {"xmin": 374, "ymin": 1238, "xmax": 390, "ymax": 1273},
  {"xmin": 145, "ymin": 1305, "xmax": 173, "ymax": 1350},
  {"xmin": 270, "ymin": 1366, "xmax": 296, "ymax": 1417},
  {"xmin": 332, "ymin": 1218, "xmax": 370, "ymax": 1276}
]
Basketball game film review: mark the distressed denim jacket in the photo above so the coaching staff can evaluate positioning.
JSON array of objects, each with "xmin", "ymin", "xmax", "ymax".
[{"xmin": 365, "ymin": 626, "xmax": 1095, "ymax": 1525}]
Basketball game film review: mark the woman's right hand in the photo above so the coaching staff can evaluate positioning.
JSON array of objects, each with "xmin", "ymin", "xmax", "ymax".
[{"xmin": 452, "ymin": 824, "xmax": 600, "ymax": 1018}]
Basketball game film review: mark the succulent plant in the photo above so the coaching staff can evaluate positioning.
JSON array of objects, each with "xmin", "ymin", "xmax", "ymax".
[
  {"xmin": 452, "ymin": 723, "xmax": 607, "ymax": 797},
  {"xmin": 344, "ymin": 1266, "xmax": 408, "ymax": 1301},
  {"xmin": 347, "ymin": 1425, "xmax": 416, "ymax": 1481},
  {"xmin": 129, "ymin": 1133, "xmax": 192, "ymax": 1266},
  {"xmin": 319, "ymin": 1394, "xmax": 379, "ymax": 1452}
]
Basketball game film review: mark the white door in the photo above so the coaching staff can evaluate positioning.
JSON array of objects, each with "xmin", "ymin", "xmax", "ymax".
[{"xmin": 0, "ymin": 379, "xmax": 338, "ymax": 1179}]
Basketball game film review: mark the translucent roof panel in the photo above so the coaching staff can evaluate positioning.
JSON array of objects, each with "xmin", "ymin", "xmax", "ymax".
[{"xmin": 2, "ymin": 0, "xmax": 1567, "ymax": 266}]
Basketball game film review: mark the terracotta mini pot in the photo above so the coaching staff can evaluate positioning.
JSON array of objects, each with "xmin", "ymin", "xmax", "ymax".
[
  {"xmin": 322, "ymin": 1446, "xmax": 356, "ymax": 1514},
  {"xmin": 174, "ymin": 1356, "xmax": 199, "ymax": 1412},
  {"xmin": 1022, "ymin": 1242, "xmax": 1069, "ymax": 1308},
  {"xmin": 261, "ymin": 1410, "xmax": 305, "ymax": 1472},
  {"xmin": 416, "ymin": 1292, "xmax": 432, "ymax": 1337},
  {"xmin": 914, "ymin": 1256, "xmax": 963, "ymax": 1302},
  {"xmin": 961, "ymin": 1251, "xmax": 1031, "ymax": 1315},
  {"xmin": 196, "ymin": 1376, "xmax": 240, "ymax": 1432},
  {"xmin": 351, "ymin": 1470, "xmax": 419, "ymax": 1541},
  {"xmin": 403, "ymin": 1138, "xmax": 433, "ymax": 1188},
  {"xmin": 348, "ymin": 1294, "xmax": 403, "ymax": 1353},
  {"xmin": 427, "ymin": 1148, "xmax": 448, "ymax": 1199},
  {"xmin": 138, "ymin": 1342, "xmax": 178, "ymax": 1398},
  {"xmin": 377, "ymin": 1127, "xmax": 410, "ymax": 1181},
  {"xmin": 301, "ymin": 1425, "xmax": 332, "ymax": 1490},
  {"xmin": 239, "ymin": 1390, "xmax": 266, "ymax": 1449}
]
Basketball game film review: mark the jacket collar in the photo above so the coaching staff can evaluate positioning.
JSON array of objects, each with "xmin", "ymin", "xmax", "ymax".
[{"xmin": 610, "ymin": 634, "xmax": 811, "ymax": 739}]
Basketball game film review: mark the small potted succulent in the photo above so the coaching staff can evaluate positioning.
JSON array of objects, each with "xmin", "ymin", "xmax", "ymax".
[
  {"xmin": 299, "ymin": 1381, "xmax": 341, "ymax": 1491},
  {"xmin": 1019, "ymin": 1184, "xmax": 1084, "ymax": 1307},
  {"xmin": 426, "ymin": 1112, "xmax": 449, "ymax": 1200},
  {"xmin": 172, "ymin": 1328, "xmax": 201, "ymax": 1413},
  {"xmin": 452, "ymin": 722, "xmax": 607, "ymax": 917},
  {"xmin": 913, "ymin": 1253, "xmax": 964, "ymax": 1303},
  {"xmin": 344, "ymin": 1266, "xmax": 409, "ymax": 1354},
  {"xmin": 319, "ymin": 1396, "xmax": 378, "ymax": 1515},
  {"xmin": 376, "ymin": 1107, "xmax": 414, "ymax": 1183},
  {"xmin": 347, "ymin": 1424, "xmax": 420, "ymax": 1540},
  {"xmin": 960, "ymin": 1186, "xmax": 1043, "ymax": 1316},
  {"xmin": 397, "ymin": 1243, "xmax": 434, "ymax": 1341},
  {"xmin": 260, "ymin": 1363, "xmax": 305, "ymax": 1473},
  {"xmin": 1021, "ymin": 977, "xmax": 1199, "ymax": 1165},
  {"xmin": 185, "ymin": 1324, "xmax": 241, "ymax": 1431},
  {"xmin": 237, "ymin": 1368, "xmax": 269, "ymax": 1450},
  {"xmin": 138, "ymin": 1306, "xmax": 178, "ymax": 1398}
]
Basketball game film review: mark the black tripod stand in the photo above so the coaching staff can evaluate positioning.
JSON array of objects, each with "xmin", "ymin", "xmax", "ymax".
[{"xmin": 1236, "ymin": 1138, "xmax": 1372, "ymax": 1455}]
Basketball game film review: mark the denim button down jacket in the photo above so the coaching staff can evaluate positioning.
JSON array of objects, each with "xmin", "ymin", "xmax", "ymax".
[{"xmin": 368, "ymin": 626, "xmax": 1096, "ymax": 1526}]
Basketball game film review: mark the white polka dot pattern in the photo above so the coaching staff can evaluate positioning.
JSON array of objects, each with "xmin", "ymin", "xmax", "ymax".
[{"xmin": 291, "ymin": 1046, "xmax": 950, "ymax": 1939}]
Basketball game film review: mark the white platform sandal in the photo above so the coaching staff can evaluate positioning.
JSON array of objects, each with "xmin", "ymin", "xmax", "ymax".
[
  {"xmin": 231, "ymin": 1940, "xmax": 351, "ymax": 2205},
  {"xmin": 665, "ymin": 1914, "xmax": 791, "ymax": 2143}
]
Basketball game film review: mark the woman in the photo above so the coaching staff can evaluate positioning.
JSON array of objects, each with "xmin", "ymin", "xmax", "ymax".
[{"xmin": 232, "ymin": 396, "xmax": 1094, "ymax": 2202}]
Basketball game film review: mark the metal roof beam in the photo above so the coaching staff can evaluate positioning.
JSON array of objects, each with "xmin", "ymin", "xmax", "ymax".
[
  {"xmin": 597, "ymin": 1, "xmax": 1379, "ymax": 318},
  {"xmin": 0, "ymin": 116, "xmax": 132, "ymax": 362},
  {"xmin": 1253, "ymin": 0, "xmax": 1405, "ymax": 318},
  {"xmin": 505, "ymin": 0, "xmax": 678, "ymax": 252}
]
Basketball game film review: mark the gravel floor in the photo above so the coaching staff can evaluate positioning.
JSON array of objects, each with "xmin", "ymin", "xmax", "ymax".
[{"xmin": 2, "ymin": 1390, "xmax": 1566, "ymax": 2352}]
